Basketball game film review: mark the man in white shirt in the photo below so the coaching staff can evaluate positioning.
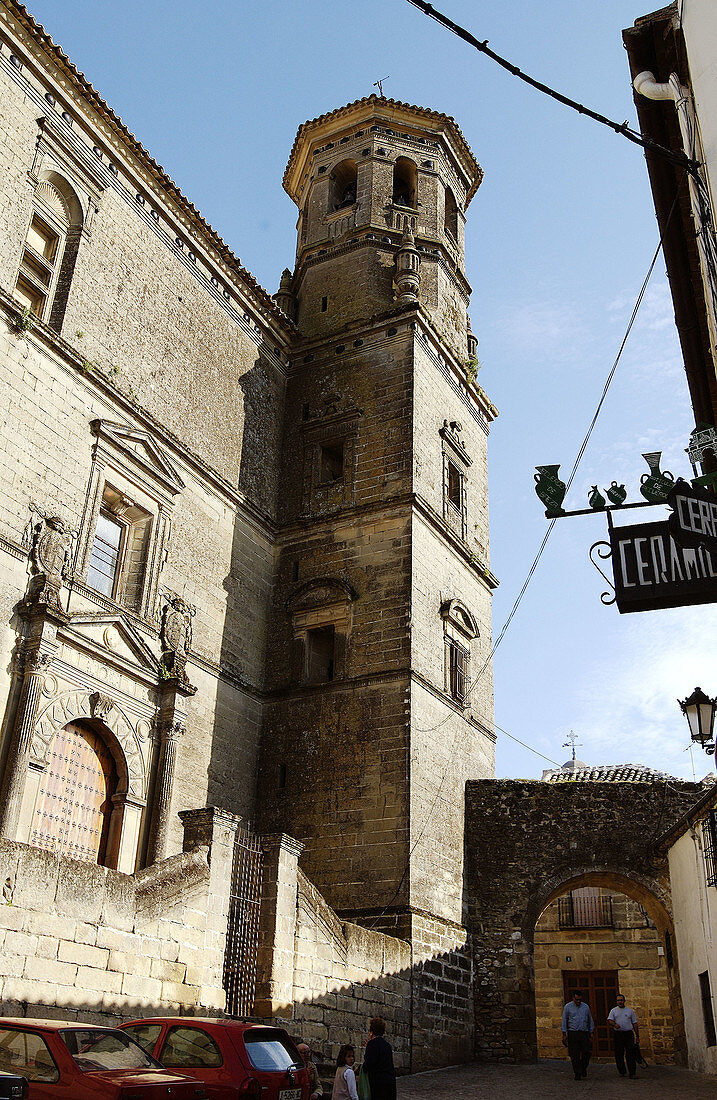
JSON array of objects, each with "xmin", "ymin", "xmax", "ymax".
[{"xmin": 607, "ymin": 994, "xmax": 640, "ymax": 1078}]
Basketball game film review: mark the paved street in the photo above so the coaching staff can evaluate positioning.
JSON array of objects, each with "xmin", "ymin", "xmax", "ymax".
[{"xmin": 397, "ymin": 1059, "xmax": 717, "ymax": 1098}]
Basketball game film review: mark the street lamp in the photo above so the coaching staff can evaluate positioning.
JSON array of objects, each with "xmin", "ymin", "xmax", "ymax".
[{"xmin": 678, "ymin": 687, "xmax": 717, "ymax": 754}]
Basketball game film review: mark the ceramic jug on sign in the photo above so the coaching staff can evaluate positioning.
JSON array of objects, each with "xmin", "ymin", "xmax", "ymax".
[
  {"xmin": 534, "ymin": 465, "xmax": 566, "ymax": 517},
  {"xmin": 639, "ymin": 452, "xmax": 675, "ymax": 504}
]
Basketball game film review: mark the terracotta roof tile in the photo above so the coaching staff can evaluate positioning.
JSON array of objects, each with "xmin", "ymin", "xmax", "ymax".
[{"xmin": 542, "ymin": 763, "xmax": 681, "ymax": 782}]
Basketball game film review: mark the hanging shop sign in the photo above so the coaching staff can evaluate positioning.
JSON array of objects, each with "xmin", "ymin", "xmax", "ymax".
[
  {"xmin": 535, "ymin": 429, "xmax": 717, "ymax": 613},
  {"xmin": 608, "ymin": 517, "xmax": 717, "ymax": 613}
]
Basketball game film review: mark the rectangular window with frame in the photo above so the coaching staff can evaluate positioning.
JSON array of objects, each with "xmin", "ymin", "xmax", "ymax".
[
  {"xmin": 703, "ymin": 811, "xmax": 717, "ymax": 887},
  {"xmin": 446, "ymin": 638, "xmax": 468, "ymax": 704},
  {"xmin": 305, "ymin": 625, "xmax": 335, "ymax": 683},
  {"xmin": 16, "ymin": 213, "xmax": 63, "ymax": 320},
  {"xmin": 86, "ymin": 486, "xmax": 152, "ymax": 610},
  {"xmin": 699, "ymin": 970, "xmax": 717, "ymax": 1047},
  {"xmin": 86, "ymin": 511, "xmax": 124, "ymax": 598}
]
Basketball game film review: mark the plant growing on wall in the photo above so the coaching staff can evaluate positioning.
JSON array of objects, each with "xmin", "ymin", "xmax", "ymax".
[{"xmin": 9, "ymin": 307, "xmax": 35, "ymax": 336}]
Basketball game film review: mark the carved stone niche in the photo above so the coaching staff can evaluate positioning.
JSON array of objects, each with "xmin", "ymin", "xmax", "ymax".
[
  {"xmin": 301, "ymin": 406, "xmax": 363, "ymax": 514},
  {"xmin": 285, "ymin": 578, "xmax": 358, "ymax": 684}
]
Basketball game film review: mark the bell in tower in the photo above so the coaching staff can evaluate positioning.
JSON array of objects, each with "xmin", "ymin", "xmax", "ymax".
[{"xmin": 282, "ymin": 94, "xmax": 482, "ymax": 355}]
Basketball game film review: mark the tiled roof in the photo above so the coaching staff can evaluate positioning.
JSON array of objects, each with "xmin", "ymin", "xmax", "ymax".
[
  {"xmin": 283, "ymin": 94, "xmax": 483, "ymax": 205},
  {"xmin": 6, "ymin": 1, "xmax": 292, "ymax": 331},
  {"xmin": 542, "ymin": 763, "xmax": 681, "ymax": 783}
]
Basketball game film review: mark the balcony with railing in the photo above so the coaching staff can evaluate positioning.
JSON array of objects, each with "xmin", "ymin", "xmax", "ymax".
[{"xmin": 558, "ymin": 891, "xmax": 614, "ymax": 929}]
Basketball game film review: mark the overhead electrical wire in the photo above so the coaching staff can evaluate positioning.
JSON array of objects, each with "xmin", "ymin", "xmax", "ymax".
[
  {"xmin": 404, "ymin": 0, "xmax": 699, "ymax": 173},
  {"xmin": 366, "ymin": 2, "xmax": 693, "ymax": 925}
]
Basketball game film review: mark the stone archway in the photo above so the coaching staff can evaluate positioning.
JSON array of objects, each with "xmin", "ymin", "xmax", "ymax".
[
  {"xmin": 464, "ymin": 779, "xmax": 702, "ymax": 1063},
  {"xmin": 534, "ymin": 872, "xmax": 681, "ymax": 1064}
]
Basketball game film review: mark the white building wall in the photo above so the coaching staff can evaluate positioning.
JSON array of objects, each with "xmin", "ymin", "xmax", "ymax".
[
  {"xmin": 683, "ymin": 0, "xmax": 717, "ymax": 209},
  {"xmin": 668, "ymin": 824, "xmax": 717, "ymax": 1073}
]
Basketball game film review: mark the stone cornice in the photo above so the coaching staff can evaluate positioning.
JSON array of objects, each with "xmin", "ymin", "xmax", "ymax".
[{"xmin": 1, "ymin": 1, "xmax": 295, "ymax": 339}]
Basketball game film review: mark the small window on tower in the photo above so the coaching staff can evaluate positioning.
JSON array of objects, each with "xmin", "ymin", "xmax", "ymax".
[
  {"xmin": 447, "ymin": 462, "xmax": 462, "ymax": 510},
  {"xmin": 446, "ymin": 638, "xmax": 468, "ymax": 704},
  {"xmin": 319, "ymin": 440, "xmax": 344, "ymax": 484},
  {"xmin": 305, "ymin": 626, "xmax": 335, "ymax": 683}
]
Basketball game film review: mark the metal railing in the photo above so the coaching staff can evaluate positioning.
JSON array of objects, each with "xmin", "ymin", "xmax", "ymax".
[{"xmin": 558, "ymin": 893, "xmax": 613, "ymax": 929}]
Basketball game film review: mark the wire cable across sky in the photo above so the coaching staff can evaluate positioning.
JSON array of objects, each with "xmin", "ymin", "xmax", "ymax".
[{"xmin": 405, "ymin": 0, "xmax": 699, "ymax": 172}]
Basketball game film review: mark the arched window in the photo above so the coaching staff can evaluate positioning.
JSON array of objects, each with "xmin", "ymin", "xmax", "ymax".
[
  {"xmin": 392, "ymin": 157, "xmax": 417, "ymax": 208},
  {"xmin": 444, "ymin": 186, "xmax": 459, "ymax": 241},
  {"xmin": 14, "ymin": 172, "xmax": 83, "ymax": 330},
  {"xmin": 328, "ymin": 160, "xmax": 358, "ymax": 211},
  {"xmin": 29, "ymin": 720, "xmax": 119, "ymax": 866}
]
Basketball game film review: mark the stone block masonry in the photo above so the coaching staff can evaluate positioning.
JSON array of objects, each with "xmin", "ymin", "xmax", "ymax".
[{"xmin": 0, "ymin": 808, "xmax": 238, "ymax": 1022}]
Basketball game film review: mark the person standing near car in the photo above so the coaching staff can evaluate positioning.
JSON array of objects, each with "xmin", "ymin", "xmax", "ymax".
[
  {"xmin": 298, "ymin": 1043, "xmax": 323, "ymax": 1100},
  {"xmin": 362, "ymin": 1018, "xmax": 396, "ymax": 1100},
  {"xmin": 332, "ymin": 1045, "xmax": 358, "ymax": 1100}
]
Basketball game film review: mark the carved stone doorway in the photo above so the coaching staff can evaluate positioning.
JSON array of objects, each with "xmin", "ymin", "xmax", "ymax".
[{"xmin": 29, "ymin": 720, "xmax": 118, "ymax": 864}]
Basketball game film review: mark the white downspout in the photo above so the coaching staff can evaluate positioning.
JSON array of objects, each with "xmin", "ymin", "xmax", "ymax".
[{"xmin": 634, "ymin": 70, "xmax": 717, "ymax": 361}]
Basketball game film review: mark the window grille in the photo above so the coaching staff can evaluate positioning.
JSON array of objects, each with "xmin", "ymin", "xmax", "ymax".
[
  {"xmin": 447, "ymin": 639, "xmax": 468, "ymax": 704},
  {"xmin": 699, "ymin": 970, "xmax": 717, "ymax": 1047},
  {"xmin": 558, "ymin": 890, "xmax": 613, "ymax": 929},
  {"xmin": 223, "ymin": 826, "xmax": 263, "ymax": 1018},
  {"xmin": 703, "ymin": 811, "xmax": 717, "ymax": 887}
]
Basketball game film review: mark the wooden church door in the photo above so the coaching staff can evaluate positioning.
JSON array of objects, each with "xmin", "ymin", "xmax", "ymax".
[{"xmin": 30, "ymin": 722, "xmax": 117, "ymax": 864}]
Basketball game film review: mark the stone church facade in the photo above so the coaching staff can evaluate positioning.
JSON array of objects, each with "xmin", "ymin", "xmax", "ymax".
[{"xmin": 0, "ymin": 0, "xmax": 498, "ymax": 1070}]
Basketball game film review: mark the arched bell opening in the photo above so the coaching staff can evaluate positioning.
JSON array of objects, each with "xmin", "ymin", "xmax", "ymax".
[
  {"xmin": 28, "ymin": 718, "xmax": 128, "ymax": 868},
  {"xmin": 444, "ymin": 185, "xmax": 459, "ymax": 241},
  {"xmin": 392, "ymin": 156, "xmax": 417, "ymax": 208},
  {"xmin": 328, "ymin": 159, "xmax": 358, "ymax": 211}
]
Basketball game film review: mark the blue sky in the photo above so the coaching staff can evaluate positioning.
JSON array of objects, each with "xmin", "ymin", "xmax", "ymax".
[{"xmin": 26, "ymin": 0, "xmax": 716, "ymax": 781}]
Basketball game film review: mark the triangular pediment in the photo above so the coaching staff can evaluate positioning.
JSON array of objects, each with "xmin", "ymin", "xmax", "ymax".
[
  {"xmin": 62, "ymin": 613, "xmax": 160, "ymax": 674},
  {"xmin": 91, "ymin": 420, "xmax": 185, "ymax": 495}
]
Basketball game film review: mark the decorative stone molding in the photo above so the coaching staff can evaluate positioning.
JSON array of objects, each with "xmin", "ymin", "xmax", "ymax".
[{"xmin": 31, "ymin": 688, "xmax": 146, "ymax": 799}]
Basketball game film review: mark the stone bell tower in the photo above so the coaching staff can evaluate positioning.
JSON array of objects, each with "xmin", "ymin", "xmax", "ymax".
[{"xmin": 261, "ymin": 96, "xmax": 498, "ymax": 1066}]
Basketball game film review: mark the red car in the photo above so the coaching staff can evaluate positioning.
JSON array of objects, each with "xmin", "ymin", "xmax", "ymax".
[
  {"xmin": 120, "ymin": 1018, "xmax": 309, "ymax": 1100},
  {"xmin": 0, "ymin": 1020, "xmax": 207, "ymax": 1099}
]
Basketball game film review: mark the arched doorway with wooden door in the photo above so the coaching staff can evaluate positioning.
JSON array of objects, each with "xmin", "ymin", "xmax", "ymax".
[{"xmin": 29, "ymin": 719, "xmax": 122, "ymax": 866}]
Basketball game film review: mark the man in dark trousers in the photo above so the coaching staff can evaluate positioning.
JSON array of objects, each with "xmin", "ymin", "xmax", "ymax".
[
  {"xmin": 561, "ymin": 989, "xmax": 594, "ymax": 1080},
  {"xmin": 363, "ymin": 1017, "xmax": 396, "ymax": 1100},
  {"xmin": 608, "ymin": 993, "xmax": 640, "ymax": 1079}
]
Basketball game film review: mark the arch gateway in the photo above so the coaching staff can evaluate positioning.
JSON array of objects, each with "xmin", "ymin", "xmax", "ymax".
[{"xmin": 464, "ymin": 779, "xmax": 703, "ymax": 1062}]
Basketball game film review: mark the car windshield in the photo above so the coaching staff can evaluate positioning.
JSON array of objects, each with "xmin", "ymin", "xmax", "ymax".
[
  {"xmin": 243, "ymin": 1031, "xmax": 300, "ymax": 1072},
  {"xmin": 60, "ymin": 1029, "xmax": 162, "ymax": 1072}
]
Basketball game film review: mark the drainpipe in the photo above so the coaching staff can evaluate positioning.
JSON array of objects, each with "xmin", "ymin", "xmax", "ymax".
[{"xmin": 634, "ymin": 70, "xmax": 717, "ymax": 363}]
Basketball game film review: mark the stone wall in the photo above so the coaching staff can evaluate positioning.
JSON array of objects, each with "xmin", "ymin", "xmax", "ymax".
[
  {"xmin": 0, "ymin": 808, "xmax": 237, "ymax": 1022},
  {"xmin": 291, "ymin": 871, "xmax": 411, "ymax": 1073},
  {"xmin": 464, "ymin": 779, "xmax": 703, "ymax": 1062}
]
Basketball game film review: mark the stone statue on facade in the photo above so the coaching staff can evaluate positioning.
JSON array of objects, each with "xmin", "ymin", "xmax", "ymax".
[
  {"xmin": 21, "ymin": 505, "xmax": 73, "ymax": 613},
  {"xmin": 159, "ymin": 591, "xmax": 196, "ymax": 693}
]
